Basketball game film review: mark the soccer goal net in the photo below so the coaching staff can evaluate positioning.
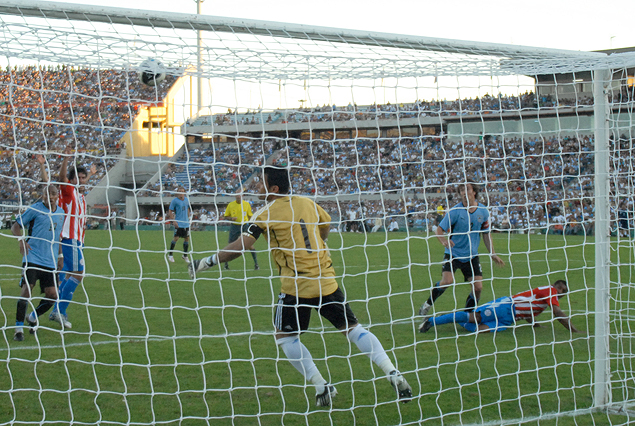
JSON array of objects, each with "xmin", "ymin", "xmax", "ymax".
[{"xmin": 1, "ymin": 1, "xmax": 635, "ymax": 424}]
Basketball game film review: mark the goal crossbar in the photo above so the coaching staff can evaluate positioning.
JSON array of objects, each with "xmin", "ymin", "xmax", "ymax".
[{"xmin": 2, "ymin": 0, "xmax": 608, "ymax": 61}]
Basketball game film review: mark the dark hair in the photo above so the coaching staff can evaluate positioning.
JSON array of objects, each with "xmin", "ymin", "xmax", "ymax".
[
  {"xmin": 553, "ymin": 279, "xmax": 568, "ymax": 293},
  {"xmin": 264, "ymin": 166, "xmax": 290, "ymax": 194},
  {"xmin": 457, "ymin": 182, "xmax": 481, "ymax": 199},
  {"xmin": 41, "ymin": 184, "xmax": 58, "ymax": 198},
  {"xmin": 68, "ymin": 165, "xmax": 87, "ymax": 181}
]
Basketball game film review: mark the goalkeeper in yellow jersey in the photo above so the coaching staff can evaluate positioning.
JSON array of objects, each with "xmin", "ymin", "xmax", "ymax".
[{"xmin": 189, "ymin": 166, "xmax": 412, "ymax": 407}]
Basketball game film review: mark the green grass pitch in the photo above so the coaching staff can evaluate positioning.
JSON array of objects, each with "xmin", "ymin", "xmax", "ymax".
[{"xmin": 0, "ymin": 229, "xmax": 633, "ymax": 425}]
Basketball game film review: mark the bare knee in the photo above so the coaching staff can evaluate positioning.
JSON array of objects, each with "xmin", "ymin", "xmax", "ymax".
[
  {"xmin": 472, "ymin": 277, "xmax": 483, "ymax": 293},
  {"xmin": 439, "ymin": 273, "xmax": 454, "ymax": 287},
  {"xmin": 44, "ymin": 288, "xmax": 58, "ymax": 300}
]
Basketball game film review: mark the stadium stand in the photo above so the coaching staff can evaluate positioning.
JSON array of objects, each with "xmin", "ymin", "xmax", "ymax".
[
  {"xmin": 4, "ymin": 65, "xmax": 631, "ymax": 235},
  {"xmin": 0, "ymin": 65, "xmax": 175, "ymax": 205}
]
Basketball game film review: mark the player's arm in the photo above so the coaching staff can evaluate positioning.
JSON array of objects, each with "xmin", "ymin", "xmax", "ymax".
[
  {"xmin": 521, "ymin": 316, "xmax": 541, "ymax": 327},
  {"xmin": 206, "ymin": 224, "xmax": 262, "ymax": 266},
  {"xmin": 36, "ymin": 154, "xmax": 49, "ymax": 183},
  {"xmin": 552, "ymin": 305, "xmax": 581, "ymax": 333},
  {"xmin": 482, "ymin": 231, "xmax": 505, "ymax": 267},
  {"xmin": 319, "ymin": 224, "xmax": 330, "ymax": 242},
  {"xmin": 57, "ymin": 243, "xmax": 64, "ymax": 269},
  {"xmin": 59, "ymin": 147, "xmax": 72, "ymax": 183},
  {"xmin": 11, "ymin": 221, "xmax": 30, "ymax": 256},
  {"xmin": 218, "ymin": 234, "xmax": 257, "ymax": 264},
  {"xmin": 435, "ymin": 224, "xmax": 453, "ymax": 249}
]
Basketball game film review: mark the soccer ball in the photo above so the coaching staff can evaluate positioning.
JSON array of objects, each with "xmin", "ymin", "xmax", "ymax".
[{"xmin": 137, "ymin": 58, "xmax": 167, "ymax": 87}]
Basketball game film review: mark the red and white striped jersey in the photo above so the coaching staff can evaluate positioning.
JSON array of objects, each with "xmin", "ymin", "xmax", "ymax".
[
  {"xmin": 512, "ymin": 286, "xmax": 560, "ymax": 321},
  {"xmin": 59, "ymin": 183, "xmax": 86, "ymax": 243}
]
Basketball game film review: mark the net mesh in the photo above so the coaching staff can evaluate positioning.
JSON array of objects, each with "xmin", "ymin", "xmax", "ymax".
[{"xmin": 1, "ymin": 2, "xmax": 635, "ymax": 425}]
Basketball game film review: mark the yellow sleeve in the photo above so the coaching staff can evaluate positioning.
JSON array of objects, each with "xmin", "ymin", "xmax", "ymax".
[
  {"xmin": 316, "ymin": 202, "xmax": 331, "ymax": 227},
  {"xmin": 224, "ymin": 202, "xmax": 233, "ymax": 218},
  {"xmin": 251, "ymin": 204, "xmax": 269, "ymax": 233}
]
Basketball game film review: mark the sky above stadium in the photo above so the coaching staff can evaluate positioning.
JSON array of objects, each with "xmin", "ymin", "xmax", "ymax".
[{"xmin": 64, "ymin": 0, "xmax": 635, "ymax": 52}]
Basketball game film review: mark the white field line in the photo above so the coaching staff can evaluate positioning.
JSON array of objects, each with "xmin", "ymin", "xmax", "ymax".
[{"xmin": 0, "ymin": 258, "xmax": 572, "ymax": 282}]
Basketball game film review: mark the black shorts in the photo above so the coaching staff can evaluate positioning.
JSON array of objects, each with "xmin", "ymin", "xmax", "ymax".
[
  {"xmin": 274, "ymin": 288, "xmax": 358, "ymax": 333},
  {"xmin": 228, "ymin": 224, "xmax": 243, "ymax": 243},
  {"xmin": 19, "ymin": 263, "xmax": 57, "ymax": 294},
  {"xmin": 441, "ymin": 253, "xmax": 483, "ymax": 280},
  {"xmin": 174, "ymin": 227, "xmax": 190, "ymax": 239}
]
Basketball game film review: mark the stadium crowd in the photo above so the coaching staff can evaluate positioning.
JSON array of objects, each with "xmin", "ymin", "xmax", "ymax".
[
  {"xmin": 208, "ymin": 92, "xmax": 595, "ymax": 127},
  {"xmin": 3, "ymin": 65, "xmax": 634, "ymax": 236},
  {"xmin": 140, "ymin": 132, "xmax": 608, "ymax": 235},
  {"xmin": 0, "ymin": 65, "xmax": 175, "ymax": 203}
]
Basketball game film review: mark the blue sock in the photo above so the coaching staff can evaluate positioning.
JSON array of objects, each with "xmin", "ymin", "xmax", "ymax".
[
  {"xmin": 58, "ymin": 276, "xmax": 80, "ymax": 315},
  {"xmin": 51, "ymin": 275, "xmax": 70, "ymax": 314},
  {"xmin": 15, "ymin": 321, "xmax": 24, "ymax": 327},
  {"xmin": 431, "ymin": 311, "xmax": 470, "ymax": 326}
]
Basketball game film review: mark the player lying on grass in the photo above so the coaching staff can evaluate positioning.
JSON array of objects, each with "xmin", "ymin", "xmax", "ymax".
[
  {"xmin": 188, "ymin": 166, "xmax": 412, "ymax": 407},
  {"xmin": 419, "ymin": 279, "xmax": 581, "ymax": 334}
]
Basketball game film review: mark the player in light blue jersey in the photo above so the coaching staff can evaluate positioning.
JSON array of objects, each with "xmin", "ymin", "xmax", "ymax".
[
  {"xmin": 167, "ymin": 187, "xmax": 191, "ymax": 263},
  {"xmin": 418, "ymin": 183, "xmax": 505, "ymax": 322},
  {"xmin": 11, "ymin": 185, "xmax": 65, "ymax": 341}
]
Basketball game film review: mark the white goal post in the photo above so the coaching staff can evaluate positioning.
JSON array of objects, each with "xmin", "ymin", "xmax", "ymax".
[{"xmin": 1, "ymin": 1, "xmax": 635, "ymax": 425}]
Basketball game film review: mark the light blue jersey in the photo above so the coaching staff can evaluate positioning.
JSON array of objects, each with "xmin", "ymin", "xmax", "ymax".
[
  {"xmin": 16, "ymin": 201, "xmax": 65, "ymax": 268},
  {"xmin": 439, "ymin": 202, "xmax": 490, "ymax": 260},
  {"xmin": 169, "ymin": 196, "xmax": 190, "ymax": 228},
  {"xmin": 464, "ymin": 296, "xmax": 515, "ymax": 332}
]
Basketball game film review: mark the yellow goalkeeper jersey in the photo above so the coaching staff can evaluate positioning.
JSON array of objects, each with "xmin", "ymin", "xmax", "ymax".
[{"xmin": 251, "ymin": 195, "xmax": 338, "ymax": 298}]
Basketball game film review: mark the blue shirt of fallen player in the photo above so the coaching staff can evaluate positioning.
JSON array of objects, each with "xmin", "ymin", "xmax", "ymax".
[
  {"xmin": 169, "ymin": 196, "xmax": 191, "ymax": 228},
  {"xmin": 438, "ymin": 202, "xmax": 491, "ymax": 260},
  {"xmin": 16, "ymin": 200, "xmax": 65, "ymax": 268}
]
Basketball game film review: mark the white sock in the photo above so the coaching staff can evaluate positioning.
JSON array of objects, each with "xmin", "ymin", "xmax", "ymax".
[
  {"xmin": 28, "ymin": 312, "xmax": 36, "ymax": 322},
  {"xmin": 347, "ymin": 325, "xmax": 395, "ymax": 374},
  {"xmin": 205, "ymin": 253, "xmax": 218, "ymax": 266},
  {"xmin": 276, "ymin": 336, "xmax": 325, "ymax": 390}
]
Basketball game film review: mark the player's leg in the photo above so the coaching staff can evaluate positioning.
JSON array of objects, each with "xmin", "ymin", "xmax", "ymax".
[
  {"xmin": 51, "ymin": 239, "xmax": 82, "ymax": 329},
  {"xmin": 274, "ymin": 293, "xmax": 333, "ymax": 406},
  {"xmin": 320, "ymin": 289, "xmax": 412, "ymax": 403},
  {"xmin": 25, "ymin": 270, "xmax": 58, "ymax": 334},
  {"xmin": 464, "ymin": 276, "xmax": 483, "ymax": 311},
  {"xmin": 15, "ymin": 268, "xmax": 36, "ymax": 341},
  {"xmin": 419, "ymin": 310, "xmax": 476, "ymax": 333},
  {"xmin": 225, "ymin": 226, "xmax": 239, "ymax": 269},
  {"xmin": 168, "ymin": 230, "xmax": 178, "ymax": 262},
  {"xmin": 419, "ymin": 256, "xmax": 454, "ymax": 316},
  {"xmin": 251, "ymin": 249, "xmax": 259, "ymax": 270},
  {"xmin": 463, "ymin": 256, "xmax": 484, "ymax": 311},
  {"xmin": 181, "ymin": 230, "xmax": 190, "ymax": 263},
  {"xmin": 51, "ymin": 271, "xmax": 79, "ymax": 329}
]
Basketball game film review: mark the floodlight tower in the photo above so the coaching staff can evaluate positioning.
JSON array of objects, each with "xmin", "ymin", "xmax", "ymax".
[{"xmin": 195, "ymin": 0, "xmax": 204, "ymax": 114}]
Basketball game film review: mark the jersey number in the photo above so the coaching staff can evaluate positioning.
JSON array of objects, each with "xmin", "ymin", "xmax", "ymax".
[{"xmin": 299, "ymin": 219, "xmax": 313, "ymax": 253}]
